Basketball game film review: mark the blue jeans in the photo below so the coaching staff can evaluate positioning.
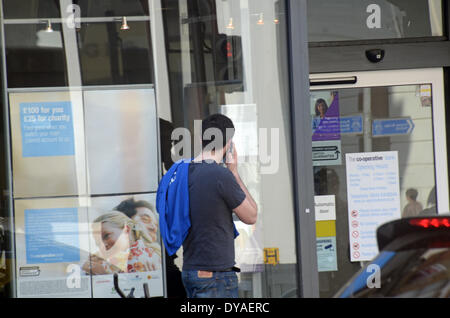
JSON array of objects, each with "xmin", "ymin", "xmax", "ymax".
[{"xmin": 181, "ymin": 270, "xmax": 238, "ymax": 298}]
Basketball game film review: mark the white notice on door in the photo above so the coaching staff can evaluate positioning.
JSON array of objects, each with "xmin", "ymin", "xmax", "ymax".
[
  {"xmin": 345, "ymin": 151, "xmax": 401, "ymax": 262},
  {"xmin": 314, "ymin": 195, "xmax": 336, "ymax": 221}
]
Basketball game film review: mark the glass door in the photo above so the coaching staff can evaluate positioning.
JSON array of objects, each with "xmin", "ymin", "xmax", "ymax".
[{"xmin": 309, "ymin": 68, "xmax": 448, "ymax": 297}]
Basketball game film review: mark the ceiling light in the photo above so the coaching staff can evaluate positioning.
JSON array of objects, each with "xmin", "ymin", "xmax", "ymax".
[
  {"xmin": 45, "ymin": 20, "xmax": 54, "ymax": 32},
  {"xmin": 120, "ymin": 16, "xmax": 130, "ymax": 30},
  {"xmin": 226, "ymin": 17, "xmax": 235, "ymax": 30},
  {"xmin": 257, "ymin": 13, "xmax": 264, "ymax": 25}
]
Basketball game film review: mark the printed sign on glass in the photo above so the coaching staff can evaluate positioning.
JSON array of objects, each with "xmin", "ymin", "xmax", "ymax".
[
  {"xmin": 345, "ymin": 151, "xmax": 401, "ymax": 262},
  {"xmin": 20, "ymin": 101, "xmax": 75, "ymax": 157}
]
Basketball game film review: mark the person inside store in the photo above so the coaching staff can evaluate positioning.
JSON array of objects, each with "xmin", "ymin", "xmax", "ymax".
[
  {"xmin": 155, "ymin": 118, "xmax": 188, "ymax": 298},
  {"xmin": 114, "ymin": 197, "xmax": 186, "ymax": 298},
  {"xmin": 402, "ymin": 188, "xmax": 423, "ymax": 218},
  {"xmin": 82, "ymin": 211, "xmax": 161, "ymax": 275}
]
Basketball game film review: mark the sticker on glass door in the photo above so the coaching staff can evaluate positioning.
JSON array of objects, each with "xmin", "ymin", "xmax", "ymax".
[{"xmin": 311, "ymin": 91, "xmax": 342, "ymax": 166}]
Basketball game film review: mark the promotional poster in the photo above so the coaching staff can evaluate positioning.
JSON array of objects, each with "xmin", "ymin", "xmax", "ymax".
[{"xmin": 15, "ymin": 194, "xmax": 163, "ymax": 298}]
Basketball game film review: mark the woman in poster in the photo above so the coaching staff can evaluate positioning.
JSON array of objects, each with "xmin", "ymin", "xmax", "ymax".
[
  {"xmin": 113, "ymin": 197, "xmax": 186, "ymax": 298},
  {"xmin": 315, "ymin": 98, "xmax": 329, "ymax": 119},
  {"xmin": 83, "ymin": 211, "xmax": 161, "ymax": 275}
]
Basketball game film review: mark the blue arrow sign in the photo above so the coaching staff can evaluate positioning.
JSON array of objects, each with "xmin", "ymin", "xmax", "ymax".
[
  {"xmin": 312, "ymin": 115, "xmax": 363, "ymax": 135},
  {"xmin": 372, "ymin": 118, "xmax": 415, "ymax": 137},
  {"xmin": 340, "ymin": 115, "xmax": 363, "ymax": 134}
]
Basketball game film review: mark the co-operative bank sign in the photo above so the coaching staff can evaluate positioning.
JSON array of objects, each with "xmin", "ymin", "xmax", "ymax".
[{"xmin": 345, "ymin": 151, "xmax": 401, "ymax": 262}]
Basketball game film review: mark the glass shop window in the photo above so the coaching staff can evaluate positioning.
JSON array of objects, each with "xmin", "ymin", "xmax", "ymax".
[{"xmin": 307, "ymin": 0, "xmax": 444, "ymax": 42}]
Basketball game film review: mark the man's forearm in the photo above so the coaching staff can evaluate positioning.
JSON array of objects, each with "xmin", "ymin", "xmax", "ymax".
[{"xmin": 232, "ymin": 171, "xmax": 258, "ymax": 211}]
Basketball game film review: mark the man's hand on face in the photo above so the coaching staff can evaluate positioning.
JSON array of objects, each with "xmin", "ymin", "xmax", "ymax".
[{"xmin": 225, "ymin": 142, "xmax": 238, "ymax": 175}]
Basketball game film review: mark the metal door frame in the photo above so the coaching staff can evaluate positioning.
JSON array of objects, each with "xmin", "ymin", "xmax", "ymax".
[{"xmin": 290, "ymin": 67, "xmax": 449, "ymax": 298}]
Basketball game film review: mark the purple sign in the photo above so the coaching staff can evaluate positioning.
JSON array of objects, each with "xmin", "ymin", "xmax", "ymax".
[{"xmin": 312, "ymin": 92, "xmax": 341, "ymax": 142}]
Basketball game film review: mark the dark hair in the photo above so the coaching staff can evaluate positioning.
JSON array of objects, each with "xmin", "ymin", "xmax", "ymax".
[
  {"xmin": 406, "ymin": 188, "xmax": 418, "ymax": 201},
  {"xmin": 114, "ymin": 198, "xmax": 155, "ymax": 219},
  {"xmin": 201, "ymin": 114, "xmax": 235, "ymax": 149},
  {"xmin": 315, "ymin": 98, "xmax": 328, "ymax": 117},
  {"xmin": 159, "ymin": 118, "xmax": 175, "ymax": 171}
]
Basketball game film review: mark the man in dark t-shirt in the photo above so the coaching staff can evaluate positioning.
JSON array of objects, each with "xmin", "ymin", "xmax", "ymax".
[{"xmin": 181, "ymin": 114, "xmax": 258, "ymax": 298}]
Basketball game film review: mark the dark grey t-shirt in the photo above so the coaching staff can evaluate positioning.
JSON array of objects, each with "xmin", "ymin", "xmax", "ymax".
[{"xmin": 182, "ymin": 160, "xmax": 246, "ymax": 271}]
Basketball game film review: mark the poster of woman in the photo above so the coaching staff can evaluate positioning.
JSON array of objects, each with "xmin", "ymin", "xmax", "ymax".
[{"xmin": 84, "ymin": 193, "xmax": 163, "ymax": 298}]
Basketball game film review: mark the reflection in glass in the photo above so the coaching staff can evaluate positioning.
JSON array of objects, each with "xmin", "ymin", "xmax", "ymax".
[
  {"xmin": 3, "ymin": 0, "xmax": 61, "ymax": 19},
  {"xmin": 75, "ymin": 0, "xmax": 149, "ymax": 17},
  {"xmin": 5, "ymin": 24, "xmax": 67, "ymax": 88},
  {"xmin": 338, "ymin": 248, "xmax": 450, "ymax": 298},
  {"xmin": 307, "ymin": 0, "xmax": 443, "ymax": 42},
  {"xmin": 160, "ymin": 0, "xmax": 297, "ymax": 297},
  {"xmin": 78, "ymin": 21, "xmax": 154, "ymax": 85}
]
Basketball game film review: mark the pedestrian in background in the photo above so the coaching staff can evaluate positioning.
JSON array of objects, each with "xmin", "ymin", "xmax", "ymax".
[{"xmin": 402, "ymin": 188, "xmax": 423, "ymax": 218}]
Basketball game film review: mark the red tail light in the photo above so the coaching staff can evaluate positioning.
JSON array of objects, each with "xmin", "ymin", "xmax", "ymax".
[{"xmin": 409, "ymin": 218, "xmax": 450, "ymax": 229}]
